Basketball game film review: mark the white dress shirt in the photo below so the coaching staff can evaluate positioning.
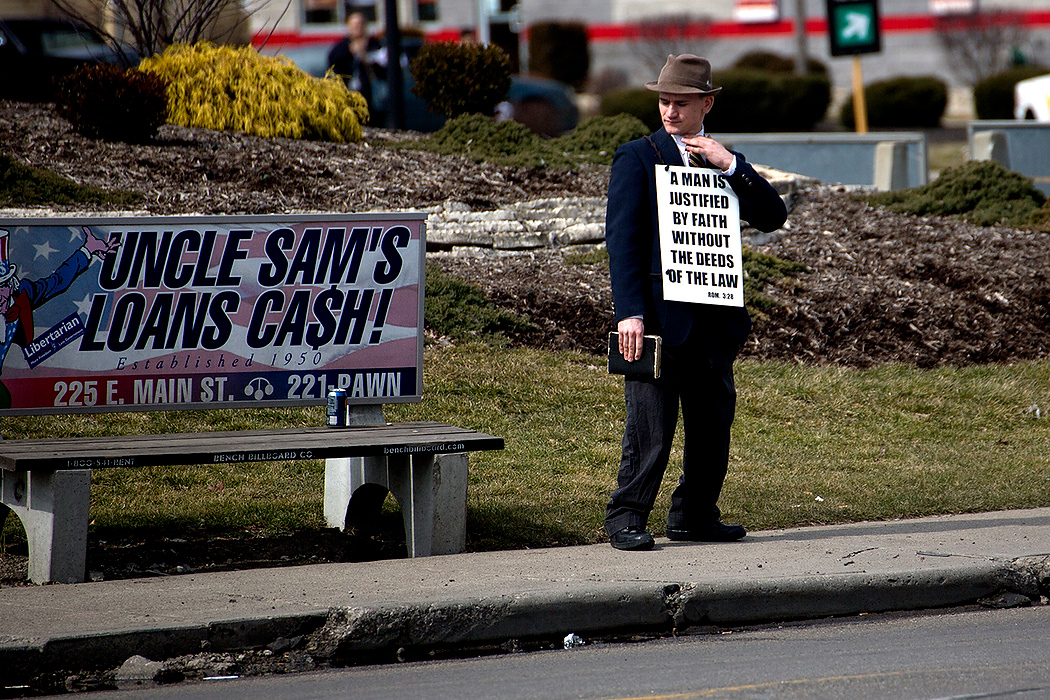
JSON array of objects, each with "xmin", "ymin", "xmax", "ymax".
[{"xmin": 671, "ymin": 132, "xmax": 737, "ymax": 175}]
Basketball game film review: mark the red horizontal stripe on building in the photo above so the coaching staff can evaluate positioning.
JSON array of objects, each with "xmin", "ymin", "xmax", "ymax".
[{"xmin": 253, "ymin": 10, "xmax": 1050, "ymax": 49}]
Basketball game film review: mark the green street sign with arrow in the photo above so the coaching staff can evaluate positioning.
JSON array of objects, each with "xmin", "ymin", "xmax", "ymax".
[{"xmin": 826, "ymin": 0, "xmax": 882, "ymax": 56}]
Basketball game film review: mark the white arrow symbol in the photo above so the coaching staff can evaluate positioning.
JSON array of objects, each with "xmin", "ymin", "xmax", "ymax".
[
  {"xmin": 839, "ymin": 11, "xmax": 873, "ymax": 39},
  {"xmin": 842, "ymin": 11, "xmax": 871, "ymax": 39}
]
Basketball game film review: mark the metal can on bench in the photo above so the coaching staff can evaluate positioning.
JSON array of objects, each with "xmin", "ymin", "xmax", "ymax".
[{"xmin": 326, "ymin": 388, "xmax": 348, "ymax": 427}]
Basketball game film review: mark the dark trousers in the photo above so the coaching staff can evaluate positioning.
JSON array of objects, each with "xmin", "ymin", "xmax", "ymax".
[{"xmin": 604, "ymin": 340, "xmax": 738, "ymax": 535}]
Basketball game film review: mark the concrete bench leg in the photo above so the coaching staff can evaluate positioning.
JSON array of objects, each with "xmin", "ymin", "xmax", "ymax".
[
  {"xmin": 972, "ymin": 130, "xmax": 1010, "ymax": 169},
  {"xmin": 324, "ymin": 455, "xmax": 385, "ymax": 531},
  {"xmin": 324, "ymin": 453, "xmax": 468, "ymax": 557},
  {"xmin": 874, "ymin": 141, "xmax": 909, "ymax": 192},
  {"xmin": 394, "ymin": 453, "xmax": 468, "ymax": 557},
  {"xmin": 0, "ymin": 469, "xmax": 90, "ymax": 584}
]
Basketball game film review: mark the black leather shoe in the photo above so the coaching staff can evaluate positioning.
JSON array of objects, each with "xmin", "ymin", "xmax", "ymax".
[
  {"xmin": 610, "ymin": 526, "xmax": 655, "ymax": 551},
  {"xmin": 666, "ymin": 521, "xmax": 747, "ymax": 542}
]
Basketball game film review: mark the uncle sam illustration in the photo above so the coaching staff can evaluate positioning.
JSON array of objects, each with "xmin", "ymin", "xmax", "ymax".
[{"xmin": 0, "ymin": 226, "xmax": 120, "ymax": 408}]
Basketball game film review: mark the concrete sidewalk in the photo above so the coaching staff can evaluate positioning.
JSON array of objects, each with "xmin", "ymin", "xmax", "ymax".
[{"xmin": 3, "ymin": 508, "xmax": 1050, "ymax": 686}]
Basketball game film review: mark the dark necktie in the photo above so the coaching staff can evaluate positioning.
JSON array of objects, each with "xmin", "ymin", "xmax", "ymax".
[{"xmin": 688, "ymin": 150, "xmax": 705, "ymax": 168}]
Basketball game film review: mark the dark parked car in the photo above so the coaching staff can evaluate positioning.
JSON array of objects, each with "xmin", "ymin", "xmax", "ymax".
[
  {"xmin": 0, "ymin": 18, "xmax": 139, "ymax": 101},
  {"xmin": 504, "ymin": 75, "xmax": 579, "ymax": 137}
]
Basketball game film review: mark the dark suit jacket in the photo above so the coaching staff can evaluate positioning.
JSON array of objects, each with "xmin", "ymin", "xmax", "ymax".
[{"xmin": 605, "ymin": 128, "xmax": 788, "ymax": 353}]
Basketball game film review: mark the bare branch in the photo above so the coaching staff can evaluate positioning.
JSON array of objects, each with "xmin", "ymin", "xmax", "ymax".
[
  {"xmin": 935, "ymin": 10, "xmax": 1030, "ymax": 85},
  {"xmin": 51, "ymin": 0, "xmax": 268, "ymax": 58},
  {"xmin": 254, "ymin": 0, "xmax": 295, "ymax": 52},
  {"xmin": 629, "ymin": 14, "xmax": 715, "ymax": 79}
]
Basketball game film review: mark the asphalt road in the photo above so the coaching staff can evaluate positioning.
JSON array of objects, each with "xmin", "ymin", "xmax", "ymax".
[{"xmin": 81, "ymin": 604, "xmax": 1050, "ymax": 700}]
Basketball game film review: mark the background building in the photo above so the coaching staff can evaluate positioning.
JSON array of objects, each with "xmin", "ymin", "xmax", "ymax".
[
  {"xmin": 249, "ymin": 0, "xmax": 1050, "ymax": 119},
  {"xmin": 4, "ymin": 0, "xmax": 1048, "ymax": 120}
]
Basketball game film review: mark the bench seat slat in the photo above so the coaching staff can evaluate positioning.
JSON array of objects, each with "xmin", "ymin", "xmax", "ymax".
[{"xmin": 0, "ymin": 422, "xmax": 504, "ymax": 471}]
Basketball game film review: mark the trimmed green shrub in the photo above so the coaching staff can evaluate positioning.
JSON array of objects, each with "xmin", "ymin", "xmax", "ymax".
[
  {"xmin": 427, "ymin": 113, "xmax": 543, "ymax": 164},
  {"xmin": 0, "ymin": 154, "xmax": 141, "ymax": 207},
  {"xmin": 973, "ymin": 65, "xmax": 1049, "ymax": 120},
  {"xmin": 734, "ymin": 50, "xmax": 794, "ymax": 73},
  {"xmin": 709, "ymin": 69, "xmax": 831, "ymax": 132},
  {"xmin": 600, "ymin": 69, "xmax": 830, "ymax": 134},
  {"xmin": 140, "ymin": 43, "xmax": 368, "ymax": 143},
  {"xmin": 774, "ymin": 73, "xmax": 833, "ymax": 131},
  {"xmin": 704, "ymin": 69, "xmax": 778, "ymax": 133},
  {"xmin": 1029, "ymin": 201, "xmax": 1050, "ymax": 233},
  {"xmin": 706, "ymin": 54, "xmax": 832, "ymax": 132},
  {"xmin": 528, "ymin": 21, "xmax": 590, "ymax": 91},
  {"xmin": 557, "ymin": 113, "xmax": 649, "ymax": 165},
  {"xmin": 733, "ymin": 50, "xmax": 828, "ymax": 75},
  {"xmin": 425, "ymin": 262, "xmax": 537, "ymax": 344},
  {"xmin": 866, "ymin": 160, "xmax": 1046, "ymax": 227},
  {"xmin": 710, "ymin": 69, "xmax": 831, "ymax": 132},
  {"xmin": 839, "ymin": 76, "xmax": 947, "ymax": 129},
  {"xmin": 410, "ymin": 40, "xmax": 511, "ymax": 118},
  {"xmin": 599, "ymin": 88, "xmax": 660, "ymax": 132},
  {"xmin": 55, "ymin": 63, "xmax": 168, "ymax": 143},
  {"xmin": 421, "ymin": 113, "xmax": 648, "ymax": 169}
]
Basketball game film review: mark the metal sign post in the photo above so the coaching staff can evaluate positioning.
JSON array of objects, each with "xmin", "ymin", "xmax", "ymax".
[
  {"xmin": 851, "ymin": 56, "xmax": 869, "ymax": 133},
  {"xmin": 826, "ymin": 0, "xmax": 882, "ymax": 133}
]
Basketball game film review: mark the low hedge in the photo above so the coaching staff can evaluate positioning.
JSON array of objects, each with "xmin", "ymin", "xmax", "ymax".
[
  {"xmin": 866, "ymin": 160, "xmax": 1046, "ymax": 228},
  {"xmin": 599, "ymin": 70, "xmax": 830, "ymax": 133},
  {"xmin": 599, "ymin": 88, "xmax": 661, "ymax": 132},
  {"xmin": 839, "ymin": 76, "xmax": 947, "ymax": 129},
  {"xmin": 409, "ymin": 40, "xmax": 512, "ymax": 118},
  {"xmin": 973, "ymin": 65, "xmax": 1049, "ymax": 120},
  {"xmin": 706, "ymin": 70, "xmax": 830, "ymax": 132}
]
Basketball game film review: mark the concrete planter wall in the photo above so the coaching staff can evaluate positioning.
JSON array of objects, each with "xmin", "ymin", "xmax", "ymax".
[{"xmin": 424, "ymin": 166, "xmax": 817, "ymax": 253}]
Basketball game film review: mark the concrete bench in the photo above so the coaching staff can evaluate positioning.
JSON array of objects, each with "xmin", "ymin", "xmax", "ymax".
[
  {"xmin": 967, "ymin": 120, "xmax": 1050, "ymax": 196},
  {"xmin": 0, "ymin": 211, "xmax": 480, "ymax": 585},
  {"xmin": 717, "ymin": 132, "xmax": 928, "ymax": 191},
  {"xmin": 0, "ymin": 417, "xmax": 504, "ymax": 584}
]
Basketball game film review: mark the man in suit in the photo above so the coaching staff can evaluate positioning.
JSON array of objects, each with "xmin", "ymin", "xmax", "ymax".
[
  {"xmin": 328, "ymin": 11, "xmax": 378, "ymax": 111},
  {"xmin": 604, "ymin": 54, "xmax": 788, "ymax": 551}
]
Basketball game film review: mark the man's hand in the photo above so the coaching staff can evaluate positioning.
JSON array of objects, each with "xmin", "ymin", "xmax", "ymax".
[
  {"xmin": 682, "ymin": 135, "xmax": 734, "ymax": 171},
  {"xmin": 83, "ymin": 227, "xmax": 120, "ymax": 259},
  {"xmin": 617, "ymin": 317, "xmax": 645, "ymax": 362}
]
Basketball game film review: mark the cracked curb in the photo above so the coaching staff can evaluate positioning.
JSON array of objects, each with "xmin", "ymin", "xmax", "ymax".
[
  {"xmin": 308, "ymin": 582, "xmax": 676, "ymax": 662},
  {"xmin": 308, "ymin": 558, "xmax": 1050, "ymax": 659},
  {"xmin": 4, "ymin": 552, "xmax": 1049, "ymax": 687}
]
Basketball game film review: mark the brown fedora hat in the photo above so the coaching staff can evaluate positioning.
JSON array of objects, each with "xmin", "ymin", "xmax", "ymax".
[{"xmin": 645, "ymin": 54, "xmax": 722, "ymax": 95}]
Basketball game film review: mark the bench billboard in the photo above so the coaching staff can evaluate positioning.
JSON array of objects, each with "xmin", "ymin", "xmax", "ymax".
[{"xmin": 0, "ymin": 213, "xmax": 426, "ymax": 415}]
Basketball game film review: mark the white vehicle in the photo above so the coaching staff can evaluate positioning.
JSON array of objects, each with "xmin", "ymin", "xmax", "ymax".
[{"xmin": 1015, "ymin": 73, "xmax": 1050, "ymax": 122}]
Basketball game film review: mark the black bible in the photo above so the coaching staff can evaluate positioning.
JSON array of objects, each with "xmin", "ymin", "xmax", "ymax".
[{"xmin": 608, "ymin": 333, "xmax": 662, "ymax": 379}]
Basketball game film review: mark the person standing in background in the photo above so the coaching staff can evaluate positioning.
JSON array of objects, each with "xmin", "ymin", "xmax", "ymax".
[{"xmin": 328, "ymin": 11, "xmax": 378, "ymax": 113}]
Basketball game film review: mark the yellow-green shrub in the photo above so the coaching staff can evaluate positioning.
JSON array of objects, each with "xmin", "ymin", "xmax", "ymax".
[{"xmin": 139, "ymin": 43, "xmax": 369, "ymax": 143}]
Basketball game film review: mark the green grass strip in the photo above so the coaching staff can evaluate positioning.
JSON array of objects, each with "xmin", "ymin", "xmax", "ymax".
[
  {"xmin": 4, "ymin": 348, "xmax": 1049, "ymax": 550},
  {"xmin": 0, "ymin": 154, "xmax": 141, "ymax": 208}
]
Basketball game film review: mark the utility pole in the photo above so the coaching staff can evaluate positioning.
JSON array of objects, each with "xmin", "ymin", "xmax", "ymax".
[
  {"xmin": 384, "ymin": 0, "xmax": 405, "ymax": 129},
  {"xmin": 477, "ymin": 0, "xmax": 491, "ymax": 44},
  {"xmin": 795, "ymin": 0, "xmax": 810, "ymax": 75}
]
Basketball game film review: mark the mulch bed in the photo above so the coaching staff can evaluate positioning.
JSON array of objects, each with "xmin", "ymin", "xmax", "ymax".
[{"xmin": 430, "ymin": 186, "xmax": 1050, "ymax": 369}]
